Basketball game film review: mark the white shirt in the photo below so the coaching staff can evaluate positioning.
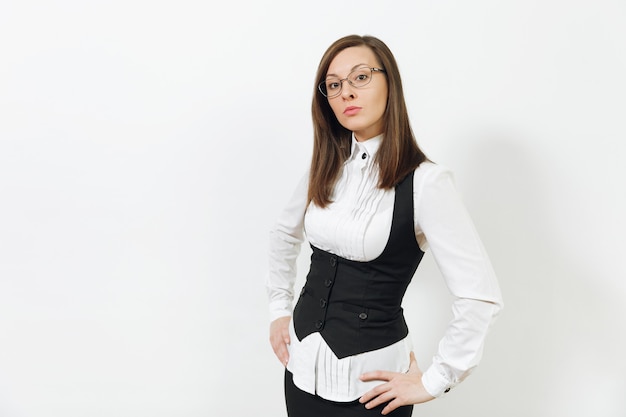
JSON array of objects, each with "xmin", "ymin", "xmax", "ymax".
[{"xmin": 266, "ymin": 134, "xmax": 503, "ymax": 400}]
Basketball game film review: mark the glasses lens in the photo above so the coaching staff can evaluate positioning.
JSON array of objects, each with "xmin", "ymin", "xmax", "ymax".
[
  {"xmin": 320, "ymin": 77, "xmax": 341, "ymax": 98},
  {"xmin": 349, "ymin": 67, "xmax": 373, "ymax": 88}
]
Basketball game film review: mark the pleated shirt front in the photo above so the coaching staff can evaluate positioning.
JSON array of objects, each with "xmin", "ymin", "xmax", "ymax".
[{"xmin": 289, "ymin": 134, "xmax": 412, "ymax": 401}]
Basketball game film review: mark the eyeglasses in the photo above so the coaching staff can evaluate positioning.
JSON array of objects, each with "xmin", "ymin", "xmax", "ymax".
[{"xmin": 318, "ymin": 67, "xmax": 386, "ymax": 98}]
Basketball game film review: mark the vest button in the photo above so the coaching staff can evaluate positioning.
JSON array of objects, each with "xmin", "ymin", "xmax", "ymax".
[
  {"xmin": 319, "ymin": 299, "xmax": 327, "ymax": 308},
  {"xmin": 330, "ymin": 257, "xmax": 337, "ymax": 267},
  {"xmin": 315, "ymin": 320, "xmax": 323, "ymax": 329},
  {"xmin": 358, "ymin": 312, "xmax": 368, "ymax": 320},
  {"xmin": 324, "ymin": 279, "xmax": 333, "ymax": 287}
]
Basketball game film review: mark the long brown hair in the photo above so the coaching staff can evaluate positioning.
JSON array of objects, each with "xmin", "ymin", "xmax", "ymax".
[{"xmin": 308, "ymin": 35, "xmax": 428, "ymax": 207}]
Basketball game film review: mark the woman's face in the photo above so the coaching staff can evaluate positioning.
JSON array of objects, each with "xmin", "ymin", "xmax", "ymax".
[{"xmin": 325, "ymin": 46, "xmax": 388, "ymax": 141}]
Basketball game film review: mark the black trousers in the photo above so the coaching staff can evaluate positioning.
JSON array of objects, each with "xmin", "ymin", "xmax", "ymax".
[{"xmin": 284, "ymin": 370, "xmax": 413, "ymax": 417}]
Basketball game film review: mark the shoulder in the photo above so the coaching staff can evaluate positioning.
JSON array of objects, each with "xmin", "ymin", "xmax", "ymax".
[
  {"xmin": 413, "ymin": 161, "xmax": 455, "ymax": 190},
  {"xmin": 411, "ymin": 162, "xmax": 462, "ymax": 212}
]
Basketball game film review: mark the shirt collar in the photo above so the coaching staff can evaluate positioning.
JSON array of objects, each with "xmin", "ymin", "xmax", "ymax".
[{"xmin": 348, "ymin": 133, "xmax": 383, "ymax": 162}]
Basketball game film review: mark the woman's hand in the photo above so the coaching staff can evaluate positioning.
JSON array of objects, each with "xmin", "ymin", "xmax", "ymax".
[
  {"xmin": 269, "ymin": 316, "xmax": 291, "ymax": 366},
  {"xmin": 359, "ymin": 351, "xmax": 435, "ymax": 415}
]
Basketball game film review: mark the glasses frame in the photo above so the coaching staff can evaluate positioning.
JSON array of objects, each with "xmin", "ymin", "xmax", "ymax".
[{"xmin": 318, "ymin": 67, "xmax": 386, "ymax": 98}]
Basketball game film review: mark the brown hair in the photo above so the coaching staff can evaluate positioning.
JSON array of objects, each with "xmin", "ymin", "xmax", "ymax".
[{"xmin": 308, "ymin": 35, "xmax": 428, "ymax": 207}]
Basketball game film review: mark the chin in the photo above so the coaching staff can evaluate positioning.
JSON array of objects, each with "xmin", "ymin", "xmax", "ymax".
[{"xmin": 340, "ymin": 121, "xmax": 365, "ymax": 133}]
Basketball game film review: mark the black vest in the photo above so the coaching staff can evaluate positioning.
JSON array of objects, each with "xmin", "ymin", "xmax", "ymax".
[{"xmin": 292, "ymin": 172, "xmax": 424, "ymax": 359}]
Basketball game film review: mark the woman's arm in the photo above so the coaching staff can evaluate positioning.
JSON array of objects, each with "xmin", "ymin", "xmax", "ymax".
[
  {"xmin": 266, "ymin": 172, "xmax": 309, "ymax": 364},
  {"xmin": 413, "ymin": 163, "xmax": 504, "ymax": 397}
]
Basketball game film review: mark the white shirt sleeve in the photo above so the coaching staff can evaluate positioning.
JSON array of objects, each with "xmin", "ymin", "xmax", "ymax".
[
  {"xmin": 414, "ymin": 164, "xmax": 504, "ymax": 397},
  {"xmin": 265, "ymin": 171, "xmax": 309, "ymax": 321}
]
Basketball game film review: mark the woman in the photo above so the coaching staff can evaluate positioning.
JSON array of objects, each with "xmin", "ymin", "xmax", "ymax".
[{"xmin": 266, "ymin": 34, "xmax": 503, "ymax": 417}]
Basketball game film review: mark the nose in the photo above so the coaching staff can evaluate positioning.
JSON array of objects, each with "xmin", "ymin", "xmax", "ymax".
[{"xmin": 340, "ymin": 80, "xmax": 356, "ymax": 99}]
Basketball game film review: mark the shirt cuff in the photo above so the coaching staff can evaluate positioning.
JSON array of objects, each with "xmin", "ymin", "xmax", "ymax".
[
  {"xmin": 269, "ymin": 300, "xmax": 293, "ymax": 322},
  {"xmin": 421, "ymin": 366, "xmax": 453, "ymax": 398}
]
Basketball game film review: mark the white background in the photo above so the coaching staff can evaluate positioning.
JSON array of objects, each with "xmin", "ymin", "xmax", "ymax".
[{"xmin": 1, "ymin": 1, "xmax": 625, "ymax": 416}]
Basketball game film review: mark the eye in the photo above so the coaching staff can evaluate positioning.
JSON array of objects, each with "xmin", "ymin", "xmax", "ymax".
[
  {"xmin": 326, "ymin": 80, "xmax": 341, "ymax": 90},
  {"xmin": 350, "ymin": 69, "xmax": 371, "ymax": 85}
]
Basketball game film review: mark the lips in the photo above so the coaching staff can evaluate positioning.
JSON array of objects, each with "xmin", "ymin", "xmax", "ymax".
[{"xmin": 343, "ymin": 106, "xmax": 362, "ymax": 116}]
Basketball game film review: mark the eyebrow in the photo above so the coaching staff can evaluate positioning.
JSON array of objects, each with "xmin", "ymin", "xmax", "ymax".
[{"xmin": 325, "ymin": 63, "xmax": 371, "ymax": 78}]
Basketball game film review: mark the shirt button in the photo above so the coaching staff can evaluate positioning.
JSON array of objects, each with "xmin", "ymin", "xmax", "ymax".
[
  {"xmin": 444, "ymin": 388, "xmax": 451, "ymax": 393},
  {"xmin": 358, "ymin": 312, "xmax": 368, "ymax": 320},
  {"xmin": 361, "ymin": 152, "xmax": 367, "ymax": 159},
  {"xmin": 324, "ymin": 279, "xmax": 333, "ymax": 287},
  {"xmin": 320, "ymin": 299, "xmax": 327, "ymax": 308},
  {"xmin": 330, "ymin": 257, "xmax": 337, "ymax": 267},
  {"xmin": 315, "ymin": 320, "xmax": 323, "ymax": 329}
]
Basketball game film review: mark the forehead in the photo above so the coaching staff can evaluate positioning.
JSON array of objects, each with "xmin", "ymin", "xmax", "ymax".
[{"xmin": 327, "ymin": 46, "xmax": 379, "ymax": 76}]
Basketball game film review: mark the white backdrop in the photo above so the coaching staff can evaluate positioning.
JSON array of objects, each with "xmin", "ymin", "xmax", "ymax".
[{"xmin": 1, "ymin": 1, "xmax": 625, "ymax": 416}]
